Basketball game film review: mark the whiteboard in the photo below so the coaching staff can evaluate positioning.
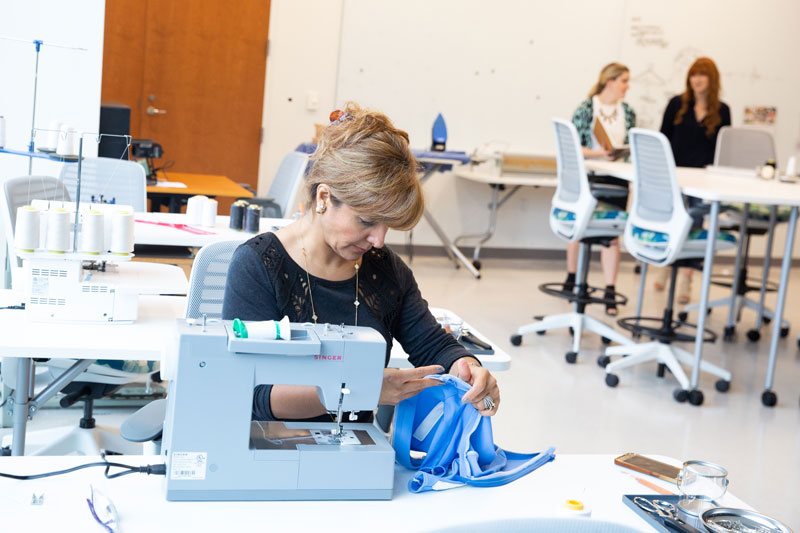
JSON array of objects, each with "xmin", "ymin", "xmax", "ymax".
[{"xmin": 337, "ymin": 0, "xmax": 800, "ymax": 164}]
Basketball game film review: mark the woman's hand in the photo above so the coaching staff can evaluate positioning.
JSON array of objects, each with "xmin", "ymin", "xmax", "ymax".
[
  {"xmin": 581, "ymin": 147, "xmax": 611, "ymax": 160},
  {"xmin": 451, "ymin": 358, "xmax": 500, "ymax": 416},
  {"xmin": 379, "ymin": 365, "xmax": 444, "ymax": 406}
]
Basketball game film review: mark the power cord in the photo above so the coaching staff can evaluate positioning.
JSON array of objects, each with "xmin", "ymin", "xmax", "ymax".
[{"xmin": 0, "ymin": 453, "xmax": 166, "ymax": 480}]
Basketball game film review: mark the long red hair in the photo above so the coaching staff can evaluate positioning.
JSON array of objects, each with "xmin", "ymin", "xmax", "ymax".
[{"xmin": 674, "ymin": 57, "xmax": 722, "ymax": 137}]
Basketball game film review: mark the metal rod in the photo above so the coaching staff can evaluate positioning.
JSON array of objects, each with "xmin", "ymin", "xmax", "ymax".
[
  {"xmin": 73, "ymin": 136, "xmax": 84, "ymax": 252},
  {"xmin": 691, "ymin": 200, "xmax": 721, "ymax": 390},
  {"xmin": 27, "ymin": 40, "xmax": 42, "ymax": 175}
]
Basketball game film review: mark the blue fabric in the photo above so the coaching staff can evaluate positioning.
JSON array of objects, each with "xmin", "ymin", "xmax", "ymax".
[{"xmin": 393, "ymin": 375, "xmax": 556, "ymax": 493}]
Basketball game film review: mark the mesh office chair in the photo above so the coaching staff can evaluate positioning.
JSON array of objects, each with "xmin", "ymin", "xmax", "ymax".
[
  {"xmin": 239, "ymin": 151, "xmax": 309, "ymax": 218},
  {"xmin": 1, "ymin": 175, "xmax": 159, "ymax": 455},
  {"xmin": 58, "ymin": 157, "xmax": 147, "ymax": 211},
  {"xmin": 680, "ymin": 127, "xmax": 790, "ymax": 341},
  {"xmin": 510, "ymin": 119, "xmax": 631, "ymax": 363},
  {"xmin": 120, "ymin": 239, "xmax": 243, "ymax": 449},
  {"xmin": 602, "ymin": 129, "xmax": 736, "ymax": 405}
]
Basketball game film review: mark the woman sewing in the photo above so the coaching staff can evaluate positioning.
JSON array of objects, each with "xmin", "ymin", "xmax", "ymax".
[{"xmin": 223, "ymin": 103, "xmax": 500, "ymax": 422}]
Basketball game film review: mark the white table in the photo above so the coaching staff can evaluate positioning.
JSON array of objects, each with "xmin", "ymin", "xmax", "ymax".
[
  {"xmin": 134, "ymin": 212, "xmax": 291, "ymax": 248},
  {"xmin": 0, "ymin": 454, "xmax": 749, "ymax": 532},
  {"xmin": 453, "ymin": 165, "xmax": 558, "ymax": 271},
  {"xmin": 586, "ymin": 160, "xmax": 800, "ymax": 405}
]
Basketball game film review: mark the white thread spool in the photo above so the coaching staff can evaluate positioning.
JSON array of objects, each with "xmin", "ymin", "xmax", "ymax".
[
  {"xmin": 232, "ymin": 316, "xmax": 290, "ymax": 340},
  {"xmin": 14, "ymin": 205, "xmax": 41, "ymax": 251},
  {"xmin": 0, "ymin": 115, "xmax": 6, "ymax": 149},
  {"xmin": 201, "ymin": 198, "xmax": 218, "ymax": 227},
  {"xmin": 80, "ymin": 210, "xmax": 105, "ymax": 254},
  {"xmin": 786, "ymin": 156, "xmax": 797, "ymax": 177},
  {"xmin": 186, "ymin": 195, "xmax": 207, "ymax": 225},
  {"xmin": 40, "ymin": 120, "xmax": 62, "ymax": 152},
  {"xmin": 45, "ymin": 209, "xmax": 72, "ymax": 253},
  {"xmin": 56, "ymin": 125, "xmax": 78, "ymax": 157},
  {"xmin": 561, "ymin": 499, "xmax": 592, "ymax": 518},
  {"xmin": 110, "ymin": 210, "xmax": 135, "ymax": 255}
]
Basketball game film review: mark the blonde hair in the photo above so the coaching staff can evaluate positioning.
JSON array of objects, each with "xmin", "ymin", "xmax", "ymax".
[
  {"xmin": 306, "ymin": 102, "xmax": 424, "ymax": 231},
  {"xmin": 588, "ymin": 62, "xmax": 629, "ymax": 98}
]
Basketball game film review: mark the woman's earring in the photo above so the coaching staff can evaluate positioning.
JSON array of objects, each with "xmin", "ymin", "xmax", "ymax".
[{"xmin": 315, "ymin": 203, "xmax": 326, "ymax": 214}]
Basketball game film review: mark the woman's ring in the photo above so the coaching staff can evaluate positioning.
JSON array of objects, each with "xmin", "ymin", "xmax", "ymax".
[{"xmin": 483, "ymin": 396, "xmax": 495, "ymax": 411}]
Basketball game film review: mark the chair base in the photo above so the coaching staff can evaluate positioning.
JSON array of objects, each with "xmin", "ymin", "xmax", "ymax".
[
  {"xmin": 515, "ymin": 312, "xmax": 633, "ymax": 362},
  {"xmin": 2, "ymin": 425, "xmax": 144, "ymax": 456},
  {"xmin": 604, "ymin": 342, "xmax": 731, "ymax": 391},
  {"xmin": 683, "ymin": 294, "xmax": 790, "ymax": 329}
]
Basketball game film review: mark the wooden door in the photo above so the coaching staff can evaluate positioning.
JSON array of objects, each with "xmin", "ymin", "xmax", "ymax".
[{"xmin": 101, "ymin": 0, "xmax": 270, "ymax": 192}]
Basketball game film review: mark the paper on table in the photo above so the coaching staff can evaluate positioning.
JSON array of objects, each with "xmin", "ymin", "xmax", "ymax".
[{"xmin": 154, "ymin": 181, "xmax": 187, "ymax": 188}]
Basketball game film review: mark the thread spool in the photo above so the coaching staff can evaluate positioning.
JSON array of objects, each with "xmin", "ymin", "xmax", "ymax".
[
  {"xmin": 186, "ymin": 195, "xmax": 207, "ymax": 225},
  {"xmin": 40, "ymin": 120, "xmax": 61, "ymax": 152},
  {"xmin": 0, "ymin": 115, "xmax": 5, "ymax": 149},
  {"xmin": 786, "ymin": 156, "xmax": 797, "ymax": 177},
  {"xmin": 244, "ymin": 204, "xmax": 261, "ymax": 233},
  {"xmin": 45, "ymin": 209, "xmax": 72, "ymax": 253},
  {"xmin": 229, "ymin": 200, "xmax": 248, "ymax": 230},
  {"xmin": 232, "ymin": 316, "xmax": 290, "ymax": 340},
  {"xmin": 201, "ymin": 198, "xmax": 218, "ymax": 227},
  {"xmin": 80, "ymin": 210, "xmax": 105, "ymax": 254},
  {"xmin": 562, "ymin": 499, "xmax": 592, "ymax": 518},
  {"xmin": 111, "ymin": 210, "xmax": 135, "ymax": 255},
  {"xmin": 56, "ymin": 125, "xmax": 78, "ymax": 157},
  {"xmin": 14, "ymin": 205, "xmax": 40, "ymax": 252}
]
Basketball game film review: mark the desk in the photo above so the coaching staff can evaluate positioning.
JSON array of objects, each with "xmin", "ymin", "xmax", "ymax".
[
  {"xmin": 586, "ymin": 160, "xmax": 800, "ymax": 405},
  {"xmin": 135, "ymin": 212, "xmax": 291, "ymax": 248},
  {"xmin": 147, "ymin": 172, "xmax": 254, "ymax": 213},
  {"xmin": 453, "ymin": 165, "xmax": 558, "ymax": 270},
  {"xmin": 0, "ymin": 454, "xmax": 749, "ymax": 531}
]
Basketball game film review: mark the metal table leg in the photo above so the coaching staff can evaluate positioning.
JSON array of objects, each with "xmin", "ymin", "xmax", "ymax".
[
  {"xmin": 724, "ymin": 204, "xmax": 748, "ymax": 335},
  {"xmin": 10, "ymin": 357, "xmax": 33, "ymax": 456},
  {"xmin": 690, "ymin": 200, "xmax": 722, "ymax": 403},
  {"xmin": 762, "ymin": 206, "xmax": 798, "ymax": 406},
  {"xmin": 753, "ymin": 206, "xmax": 777, "ymax": 332},
  {"xmin": 454, "ymin": 184, "xmax": 523, "ymax": 269}
]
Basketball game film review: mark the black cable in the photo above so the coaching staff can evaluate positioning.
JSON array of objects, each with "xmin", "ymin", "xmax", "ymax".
[{"xmin": 0, "ymin": 454, "xmax": 166, "ymax": 480}]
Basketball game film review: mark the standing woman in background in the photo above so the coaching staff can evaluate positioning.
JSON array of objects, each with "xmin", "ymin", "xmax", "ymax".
[
  {"xmin": 656, "ymin": 57, "xmax": 731, "ymax": 302},
  {"xmin": 568, "ymin": 62, "xmax": 636, "ymax": 315}
]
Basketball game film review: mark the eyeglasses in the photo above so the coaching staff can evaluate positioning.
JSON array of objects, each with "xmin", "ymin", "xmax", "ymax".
[{"xmin": 86, "ymin": 485, "xmax": 119, "ymax": 533}]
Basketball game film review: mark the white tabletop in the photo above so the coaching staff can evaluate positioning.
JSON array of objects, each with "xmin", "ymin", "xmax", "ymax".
[
  {"xmin": 586, "ymin": 160, "xmax": 800, "ymax": 206},
  {"xmin": 454, "ymin": 167, "xmax": 558, "ymax": 188},
  {"xmin": 134, "ymin": 212, "xmax": 291, "ymax": 247},
  {"xmin": 0, "ymin": 290, "xmax": 185, "ymax": 360},
  {"xmin": 0, "ymin": 454, "xmax": 748, "ymax": 532}
]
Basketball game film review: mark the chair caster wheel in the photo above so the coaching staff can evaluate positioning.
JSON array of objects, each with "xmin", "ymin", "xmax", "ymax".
[
  {"xmin": 761, "ymin": 390, "xmax": 777, "ymax": 407},
  {"xmin": 605, "ymin": 373, "xmax": 619, "ymax": 387},
  {"xmin": 472, "ymin": 260, "xmax": 481, "ymax": 270},
  {"xmin": 634, "ymin": 264, "xmax": 641, "ymax": 274},
  {"xmin": 565, "ymin": 351, "xmax": 578, "ymax": 364},
  {"xmin": 746, "ymin": 329, "xmax": 760, "ymax": 342},
  {"xmin": 536, "ymin": 330, "xmax": 546, "ymax": 336},
  {"xmin": 688, "ymin": 389, "xmax": 704, "ymax": 406},
  {"xmin": 568, "ymin": 327, "xmax": 574, "ymax": 336},
  {"xmin": 677, "ymin": 311, "xmax": 688, "ymax": 322},
  {"xmin": 715, "ymin": 379, "xmax": 730, "ymax": 393},
  {"xmin": 674, "ymin": 389, "xmax": 688, "ymax": 403},
  {"xmin": 723, "ymin": 325, "xmax": 735, "ymax": 342},
  {"xmin": 510, "ymin": 334, "xmax": 522, "ymax": 346},
  {"xmin": 601, "ymin": 336, "xmax": 611, "ymax": 345},
  {"xmin": 763, "ymin": 316, "xmax": 771, "ymax": 325},
  {"xmin": 780, "ymin": 326, "xmax": 789, "ymax": 338},
  {"xmin": 597, "ymin": 355, "xmax": 611, "ymax": 368}
]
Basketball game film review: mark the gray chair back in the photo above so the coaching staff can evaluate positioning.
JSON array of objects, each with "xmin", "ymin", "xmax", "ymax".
[
  {"xmin": 58, "ymin": 157, "xmax": 147, "ymax": 211},
  {"xmin": 552, "ymin": 120, "xmax": 584, "ymax": 205},
  {"xmin": 185, "ymin": 240, "xmax": 242, "ymax": 319},
  {"xmin": 714, "ymin": 126, "xmax": 776, "ymax": 168},
  {"xmin": 266, "ymin": 152, "xmax": 309, "ymax": 218},
  {"xmin": 630, "ymin": 130, "xmax": 678, "ymax": 224}
]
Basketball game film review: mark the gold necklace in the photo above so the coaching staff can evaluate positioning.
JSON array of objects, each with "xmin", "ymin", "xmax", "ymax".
[{"xmin": 299, "ymin": 221, "xmax": 360, "ymax": 326}]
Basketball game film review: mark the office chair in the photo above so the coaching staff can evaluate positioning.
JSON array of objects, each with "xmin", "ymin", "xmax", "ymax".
[
  {"xmin": 120, "ymin": 239, "xmax": 243, "ymax": 450},
  {"xmin": 238, "ymin": 151, "xmax": 309, "ymax": 218},
  {"xmin": 510, "ymin": 119, "xmax": 631, "ymax": 363},
  {"xmin": 602, "ymin": 128, "xmax": 736, "ymax": 405},
  {"xmin": 58, "ymin": 156, "xmax": 148, "ymax": 211},
  {"xmin": 680, "ymin": 127, "xmax": 790, "ymax": 342},
  {"xmin": 0, "ymin": 175, "xmax": 160, "ymax": 455}
]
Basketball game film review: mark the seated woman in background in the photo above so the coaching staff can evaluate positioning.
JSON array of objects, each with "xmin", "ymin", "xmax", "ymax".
[
  {"xmin": 656, "ymin": 57, "xmax": 731, "ymax": 303},
  {"xmin": 223, "ymin": 102, "xmax": 500, "ymax": 422},
  {"xmin": 570, "ymin": 62, "xmax": 636, "ymax": 315}
]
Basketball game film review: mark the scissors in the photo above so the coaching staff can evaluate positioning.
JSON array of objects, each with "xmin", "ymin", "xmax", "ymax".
[{"xmin": 633, "ymin": 496, "xmax": 703, "ymax": 533}]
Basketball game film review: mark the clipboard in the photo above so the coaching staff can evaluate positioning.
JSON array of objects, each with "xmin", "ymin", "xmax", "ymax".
[{"xmin": 593, "ymin": 119, "xmax": 629, "ymax": 161}]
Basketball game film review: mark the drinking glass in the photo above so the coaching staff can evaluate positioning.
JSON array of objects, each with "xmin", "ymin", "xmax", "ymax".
[{"xmin": 676, "ymin": 460, "xmax": 729, "ymax": 516}]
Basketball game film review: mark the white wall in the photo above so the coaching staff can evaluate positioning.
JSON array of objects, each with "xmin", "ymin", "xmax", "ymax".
[{"xmin": 0, "ymin": 0, "xmax": 105, "ymax": 281}]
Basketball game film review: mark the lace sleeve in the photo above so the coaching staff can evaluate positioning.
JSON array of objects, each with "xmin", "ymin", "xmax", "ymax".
[{"xmin": 222, "ymin": 243, "xmax": 280, "ymax": 321}]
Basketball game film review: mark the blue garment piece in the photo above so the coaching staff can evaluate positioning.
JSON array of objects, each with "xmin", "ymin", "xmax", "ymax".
[{"xmin": 393, "ymin": 374, "xmax": 556, "ymax": 493}]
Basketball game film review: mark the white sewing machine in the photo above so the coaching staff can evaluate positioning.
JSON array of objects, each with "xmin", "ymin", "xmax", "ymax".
[{"xmin": 161, "ymin": 319, "xmax": 395, "ymax": 501}]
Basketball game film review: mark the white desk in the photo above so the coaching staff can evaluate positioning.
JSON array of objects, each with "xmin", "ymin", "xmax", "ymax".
[
  {"xmin": 586, "ymin": 160, "xmax": 800, "ymax": 404},
  {"xmin": 0, "ymin": 454, "xmax": 749, "ymax": 532},
  {"xmin": 453, "ymin": 166, "xmax": 558, "ymax": 270},
  {"xmin": 134, "ymin": 212, "xmax": 291, "ymax": 248}
]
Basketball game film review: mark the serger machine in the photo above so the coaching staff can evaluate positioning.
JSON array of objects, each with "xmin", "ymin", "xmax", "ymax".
[
  {"xmin": 16, "ymin": 200, "xmax": 138, "ymax": 322},
  {"xmin": 161, "ymin": 320, "xmax": 395, "ymax": 501}
]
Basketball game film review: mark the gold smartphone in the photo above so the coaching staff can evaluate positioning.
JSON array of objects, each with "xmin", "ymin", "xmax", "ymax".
[{"xmin": 614, "ymin": 452, "xmax": 680, "ymax": 483}]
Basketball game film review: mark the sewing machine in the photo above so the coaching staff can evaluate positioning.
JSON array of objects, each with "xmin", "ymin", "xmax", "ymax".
[{"xmin": 161, "ymin": 319, "xmax": 395, "ymax": 501}]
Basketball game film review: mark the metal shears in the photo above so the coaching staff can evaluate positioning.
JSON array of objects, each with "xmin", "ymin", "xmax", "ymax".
[{"xmin": 633, "ymin": 496, "xmax": 703, "ymax": 533}]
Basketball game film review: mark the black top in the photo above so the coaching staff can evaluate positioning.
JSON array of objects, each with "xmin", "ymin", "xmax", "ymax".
[
  {"xmin": 660, "ymin": 95, "xmax": 731, "ymax": 168},
  {"xmin": 222, "ymin": 232, "xmax": 471, "ymax": 420}
]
